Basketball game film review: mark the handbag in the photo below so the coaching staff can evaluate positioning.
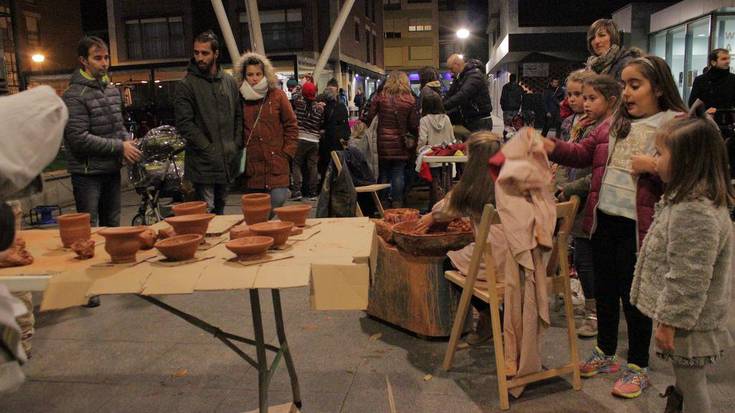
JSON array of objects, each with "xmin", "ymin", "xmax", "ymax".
[
  {"xmin": 239, "ymin": 97, "xmax": 266, "ymax": 174},
  {"xmin": 390, "ymin": 96, "xmax": 416, "ymax": 150}
]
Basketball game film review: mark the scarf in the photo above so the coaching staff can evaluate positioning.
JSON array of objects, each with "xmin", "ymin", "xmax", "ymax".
[
  {"xmin": 240, "ymin": 77, "xmax": 269, "ymax": 101},
  {"xmin": 585, "ymin": 44, "xmax": 622, "ymax": 75}
]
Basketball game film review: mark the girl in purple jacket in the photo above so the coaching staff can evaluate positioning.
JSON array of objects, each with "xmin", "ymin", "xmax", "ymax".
[{"xmin": 543, "ymin": 56, "xmax": 687, "ymax": 399}]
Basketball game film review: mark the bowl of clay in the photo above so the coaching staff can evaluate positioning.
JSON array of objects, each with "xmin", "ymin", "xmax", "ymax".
[
  {"xmin": 392, "ymin": 219, "xmax": 473, "ymax": 257},
  {"xmin": 154, "ymin": 234, "xmax": 202, "ymax": 261},
  {"xmin": 383, "ymin": 208, "xmax": 420, "ymax": 224},
  {"xmin": 171, "ymin": 201, "xmax": 208, "ymax": 216},
  {"xmin": 273, "ymin": 204, "xmax": 312, "ymax": 227},
  {"xmin": 249, "ymin": 221, "xmax": 294, "ymax": 247},
  {"xmin": 229, "ymin": 224, "xmax": 254, "ymax": 240},
  {"xmin": 226, "ymin": 236, "xmax": 274, "ymax": 260},
  {"xmin": 164, "ymin": 213, "xmax": 215, "ymax": 238}
]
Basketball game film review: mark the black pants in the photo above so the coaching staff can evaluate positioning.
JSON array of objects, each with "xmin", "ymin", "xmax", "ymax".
[
  {"xmin": 71, "ymin": 172, "xmax": 121, "ymax": 227},
  {"xmin": 574, "ymin": 236, "xmax": 595, "ymax": 301},
  {"xmin": 591, "ymin": 212, "xmax": 652, "ymax": 367},
  {"xmin": 193, "ymin": 183, "xmax": 228, "ymax": 215},
  {"xmin": 542, "ymin": 114, "xmax": 562, "ymax": 137}
]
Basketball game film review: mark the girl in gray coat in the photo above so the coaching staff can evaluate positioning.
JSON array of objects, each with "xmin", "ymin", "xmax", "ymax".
[
  {"xmin": 630, "ymin": 111, "xmax": 734, "ymax": 413},
  {"xmin": 418, "ymin": 93, "xmax": 455, "ymax": 208}
]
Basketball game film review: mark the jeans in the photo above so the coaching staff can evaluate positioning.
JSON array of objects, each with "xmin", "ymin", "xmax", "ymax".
[
  {"xmin": 573, "ymin": 236, "xmax": 595, "ymax": 301},
  {"xmin": 542, "ymin": 113, "xmax": 562, "ymax": 137},
  {"xmin": 591, "ymin": 212, "xmax": 652, "ymax": 367},
  {"xmin": 244, "ymin": 187, "xmax": 291, "ymax": 210},
  {"xmin": 193, "ymin": 183, "xmax": 229, "ymax": 215},
  {"xmin": 378, "ymin": 160, "xmax": 407, "ymax": 206},
  {"xmin": 292, "ymin": 140, "xmax": 320, "ymax": 197},
  {"xmin": 71, "ymin": 172, "xmax": 121, "ymax": 227}
]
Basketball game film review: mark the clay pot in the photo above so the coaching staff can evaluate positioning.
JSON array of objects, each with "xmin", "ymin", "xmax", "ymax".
[
  {"xmin": 273, "ymin": 204, "xmax": 312, "ymax": 227},
  {"xmin": 171, "ymin": 201, "xmax": 208, "ymax": 216},
  {"xmin": 137, "ymin": 228, "xmax": 157, "ymax": 250},
  {"xmin": 155, "ymin": 234, "xmax": 202, "ymax": 261},
  {"xmin": 98, "ymin": 226, "xmax": 146, "ymax": 263},
  {"xmin": 57, "ymin": 212, "xmax": 91, "ymax": 248},
  {"xmin": 71, "ymin": 239, "xmax": 96, "ymax": 259},
  {"xmin": 157, "ymin": 227, "xmax": 176, "ymax": 240},
  {"xmin": 249, "ymin": 221, "xmax": 294, "ymax": 247},
  {"xmin": 226, "ymin": 236, "xmax": 274, "ymax": 260},
  {"xmin": 290, "ymin": 226, "xmax": 303, "ymax": 236},
  {"xmin": 241, "ymin": 194, "xmax": 271, "ymax": 225},
  {"xmin": 229, "ymin": 224, "xmax": 254, "ymax": 240},
  {"xmin": 164, "ymin": 213, "xmax": 215, "ymax": 238}
]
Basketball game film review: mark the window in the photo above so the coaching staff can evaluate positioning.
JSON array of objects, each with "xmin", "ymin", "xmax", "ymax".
[
  {"xmin": 385, "ymin": 32, "xmax": 401, "ymax": 39},
  {"xmin": 383, "ymin": 0, "xmax": 400, "ymax": 10},
  {"xmin": 126, "ymin": 16, "xmax": 185, "ymax": 60},
  {"xmin": 25, "ymin": 14, "xmax": 40, "ymax": 49},
  {"xmin": 372, "ymin": 32, "xmax": 377, "ymax": 64},
  {"xmin": 240, "ymin": 8, "xmax": 303, "ymax": 52},
  {"xmin": 408, "ymin": 19, "xmax": 431, "ymax": 32}
]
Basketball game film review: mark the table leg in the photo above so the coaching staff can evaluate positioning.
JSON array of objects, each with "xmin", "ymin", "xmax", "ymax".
[
  {"xmin": 272, "ymin": 289, "xmax": 302, "ymax": 408},
  {"xmin": 249, "ymin": 289, "xmax": 269, "ymax": 413}
]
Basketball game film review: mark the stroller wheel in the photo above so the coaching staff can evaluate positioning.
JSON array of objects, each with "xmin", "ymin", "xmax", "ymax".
[{"xmin": 131, "ymin": 206, "xmax": 161, "ymax": 226}]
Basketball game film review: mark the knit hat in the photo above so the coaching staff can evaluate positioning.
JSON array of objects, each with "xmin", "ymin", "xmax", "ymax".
[{"xmin": 302, "ymin": 82, "xmax": 317, "ymax": 100}]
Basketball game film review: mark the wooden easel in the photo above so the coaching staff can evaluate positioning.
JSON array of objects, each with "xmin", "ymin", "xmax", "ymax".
[
  {"xmin": 442, "ymin": 197, "xmax": 582, "ymax": 410},
  {"xmin": 330, "ymin": 150, "xmax": 391, "ymax": 217}
]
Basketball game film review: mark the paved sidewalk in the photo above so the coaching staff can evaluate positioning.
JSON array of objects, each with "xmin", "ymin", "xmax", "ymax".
[{"xmin": 1, "ymin": 191, "xmax": 733, "ymax": 412}]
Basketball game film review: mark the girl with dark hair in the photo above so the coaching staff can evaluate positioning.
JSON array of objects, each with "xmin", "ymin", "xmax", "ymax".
[
  {"xmin": 631, "ymin": 110, "xmax": 734, "ymax": 413},
  {"xmin": 418, "ymin": 92, "xmax": 455, "ymax": 208},
  {"xmin": 543, "ymin": 56, "xmax": 687, "ymax": 399}
]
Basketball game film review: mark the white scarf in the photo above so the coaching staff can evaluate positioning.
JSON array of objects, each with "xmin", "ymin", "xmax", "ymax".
[{"xmin": 240, "ymin": 77, "xmax": 269, "ymax": 101}]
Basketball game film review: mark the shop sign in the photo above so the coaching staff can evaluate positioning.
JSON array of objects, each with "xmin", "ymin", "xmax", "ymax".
[{"xmin": 523, "ymin": 63, "xmax": 549, "ymax": 77}]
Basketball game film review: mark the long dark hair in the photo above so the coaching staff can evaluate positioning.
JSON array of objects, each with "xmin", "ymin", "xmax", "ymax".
[
  {"xmin": 447, "ymin": 132, "xmax": 502, "ymax": 221},
  {"xmin": 419, "ymin": 66, "xmax": 440, "ymax": 89},
  {"xmin": 421, "ymin": 92, "xmax": 445, "ymax": 115},
  {"xmin": 611, "ymin": 56, "xmax": 687, "ymax": 140},
  {"xmin": 659, "ymin": 116, "xmax": 735, "ymax": 207},
  {"xmin": 583, "ymin": 74, "xmax": 621, "ymax": 114}
]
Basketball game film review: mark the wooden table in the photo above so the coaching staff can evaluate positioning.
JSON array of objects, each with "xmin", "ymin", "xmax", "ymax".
[
  {"xmin": 423, "ymin": 155, "xmax": 468, "ymax": 201},
  {"xmin": 0, "ymin": 215, "xmax": 374, "ymax": 413},
  {"xmin": 367, "ymin": 235, "xmax": 470, "ymax": 337}
]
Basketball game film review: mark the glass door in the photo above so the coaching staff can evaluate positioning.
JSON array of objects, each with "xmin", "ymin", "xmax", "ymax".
[
  {"xmin": 670, "ymin": 26, "xmax": 686, "ymax": 101},
  {"xmin": 687, "ymin": 18, "xmax": 711, "ymax": 102}
]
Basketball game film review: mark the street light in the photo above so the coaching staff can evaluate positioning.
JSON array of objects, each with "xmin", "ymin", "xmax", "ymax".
[
  {"xmin": 31, "ymin": 53, "xmax": 45, "ymax": 63},
  {"xmin": 456, "ymin": 28, "xmax": 470, "ymax": 39}
]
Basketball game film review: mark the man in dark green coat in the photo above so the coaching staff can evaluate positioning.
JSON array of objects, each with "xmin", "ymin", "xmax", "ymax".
[{"xmin": 174, "ymin": 31, "xmax": 243, "ymax": 214}]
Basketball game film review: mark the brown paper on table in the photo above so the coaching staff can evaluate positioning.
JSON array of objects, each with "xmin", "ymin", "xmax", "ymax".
[
  {"xmin": 253, "ymin": 263, "xmax": 310, "ymax": 289},
  {"xmin": 86, "ymin": 262, "xmax": 155, "ymax": 296},
  {"xmin": 289, "ymin": 228, "xmax": 321, "ymax": 242},
  {"xmin": 207, "ymin": 215, "xmax": 244, "ymax": 235},
  {"xmin": 234, "ymin": 252, "xmax": 294, "ymax": 267},
  {"xmin": 310, "ymin": 263, "xmax": 369, "ymax": 310},
  {"xmin": 141, "ymin": 256, "xmax": 214, "ymax": 295},
  {"xmin": 195, "ymin": 260, "xmax": 259, "ymax": 290}
]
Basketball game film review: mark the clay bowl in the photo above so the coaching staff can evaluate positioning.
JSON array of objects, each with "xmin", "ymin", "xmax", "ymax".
[
  {"xmin": 241, "ymin": 194, "xmax": 272, "ymax": 225},
  {"xmin": 374, "ymin": 219, "xmax": 396, "ymax": 244},
  {"xmin": 164, "ymin": 213, "xmax": 215, "ymax": 238},
  {"xmin": 273, "ymin": 204, "xmax": 312, "ymax": 227},
  {"xmin": 171, "ymin": 201, "xmax": 208, "ymax": 216},
  {"xmin": 225, "ymin": 236, "xmax": 274, "ymax": 260},
  {"xmin": 290, "ymin": 226, "xmax": 303, "ymax": 236},
  {"xmin": 57, "ymin": 212, "xmax": 91, "ymax": 248},
  {"xmin": 138, "ymin": 228, "xmax": 157, "ymax": 250},
  {"xmin": 229, "ymin": 224, "xmax": 254, "ymax": 240},
  {"xmin": 392, "ymin": 221, "xmax": 474, "ymax": 257},
  {"xmin": 154, "ymin": 234, "xmax": 202, "ymax": 261},
  {"xmin": 98, "ymin": 226, "xmax": 146, "ymax": 263},
  {"xmin": 383, "ymin": 208, "xmax": 420, "ymax": 224},
  {"xmin": 249, "ymin": 221, "xmax": 294, "ymax": 247}
]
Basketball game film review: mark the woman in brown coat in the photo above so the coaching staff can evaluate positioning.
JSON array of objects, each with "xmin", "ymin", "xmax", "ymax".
[
  {"xmin": 361, "ymin": 71, "xmax": 419, "ymax": 207},
  {"xmin": 236, "ymin": 52, "xmax": 299, "ymax": 208}
]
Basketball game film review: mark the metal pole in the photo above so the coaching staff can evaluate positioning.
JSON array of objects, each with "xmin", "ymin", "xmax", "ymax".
[
  {"xmin": 210, "ymin": 0, "xmax": 241, "ymax": 63},
  {"xmin": 244, "ymin": 0, "xmax": 265, "ymax": 55},
  {"xmin": 312, "ymin": 0, "xmax": 355, "ymax": 84}
]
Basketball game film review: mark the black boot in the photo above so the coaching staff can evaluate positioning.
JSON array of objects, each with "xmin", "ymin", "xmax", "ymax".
[{"xmin": 661, "ymin": 385, "xmax": 683, "ymax": 413}]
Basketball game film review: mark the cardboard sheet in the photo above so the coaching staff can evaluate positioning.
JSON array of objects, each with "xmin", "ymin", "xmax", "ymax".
[
  {"xmin": 195, "ymin": 260, "xmax": 259, "ymax": 291},
  {"xmin": 150, "ymin": 215, "xmax": 243, "ymax": 236},
  {"xmin": 310, "ymin": 263, "xmax": 370, "ymax": 310},
  {"xmin": 253, "ymin": 263, "xmax": 310, "ymax": 289}
]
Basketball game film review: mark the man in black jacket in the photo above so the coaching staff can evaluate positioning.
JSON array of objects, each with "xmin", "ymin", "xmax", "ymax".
[
  {"xmin": 63, "ymin": 37, "xmax": 141, "ymax": 228},
  {"xmin": 444, "ymin": 54, "xmax": 493, "ymax": 132},
  {"xmin": 500, "ymin": 73, "xmax": 524, "ymax": 125},
  {"xmin": 174, "ymin": 31, "xmax": 243, "ymax": 214},
  {"xmin": 689, "ymin": 48, "xmax": 735, "ymax": 126},
  {"xmin": 317, "ymin": 78, "xmax": 350, "ymax": 190},
  {"xmin": 542, "ymin": 77, "xmax": 564, "ymax": 137}
]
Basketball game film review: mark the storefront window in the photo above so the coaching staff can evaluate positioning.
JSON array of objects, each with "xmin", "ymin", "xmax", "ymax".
[
  {"xmin": 670, "ymin": 26, "xmax": 686, "ymax": 100},
  {"xmin": 715, "ymin": 15, "xmax": 735, "ymax": 73},
  {"xmin": 651, "ymin": 31, "xmax": 667, "ymax": 61},
  {"xmin": 689, "ymin": 18, "xmax": 710, "ymax": 83}
]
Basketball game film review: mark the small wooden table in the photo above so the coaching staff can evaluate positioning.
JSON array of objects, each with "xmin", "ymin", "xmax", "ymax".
[{"xmin": 367, "ymin": 235, "xmax": 470, "ymax": 337}]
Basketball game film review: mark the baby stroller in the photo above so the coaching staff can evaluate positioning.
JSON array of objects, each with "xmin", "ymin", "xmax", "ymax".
[{"xmin": 129, "ymin": 125, "xmax": 186, "ymax": 225}]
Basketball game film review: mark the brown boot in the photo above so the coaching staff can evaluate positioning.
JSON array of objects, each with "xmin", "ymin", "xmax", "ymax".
[{"xmin": 661, "ymin": 385, "xmax": 683, "ymax": 413}]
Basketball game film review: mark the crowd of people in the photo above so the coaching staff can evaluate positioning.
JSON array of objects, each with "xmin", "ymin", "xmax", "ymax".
[{"xmin": 1, "ymin": 16, "xmax": 733, "ymax": 412}]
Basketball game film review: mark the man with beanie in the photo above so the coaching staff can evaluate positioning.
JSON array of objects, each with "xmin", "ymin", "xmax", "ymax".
[
  {"xmin": 174, "ymin": 30, "xmax": 242, "ymax": 214},
  {"xmin": 291, "ymin": 81, "xmax": 324, "ymax": 200},
  {"xmin": 318, "ymin": 78, "xmax": 350, "ymax": 187}
]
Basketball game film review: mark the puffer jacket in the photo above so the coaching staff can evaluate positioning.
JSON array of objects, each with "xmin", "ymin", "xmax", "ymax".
[
  {"xmin": 549, "ymin": 117, "xmax": 664, "ymax": 247},
  {"xmin": 174, "ymin": 60, "xmax": 243, "ymax": 184},
  {"xmin": 444, "ymin": 60, "xmax": 493, "ymax": 125},
  {"xmin": 361, "ymin": 92, "xmax": 419, "ymax": 161},
  {"xmin": 62, "ymin": 69, "xmax": 128, "ymax": 175}
]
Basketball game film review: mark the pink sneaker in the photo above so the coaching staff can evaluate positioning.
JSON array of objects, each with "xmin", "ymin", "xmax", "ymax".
[
  {"xmin": 612, "ymin": 363, "xmax": 650, "ymax": 399},
  {"xmin": 579, "ymin": 346, "xmax": 620, "ymax": 378}
]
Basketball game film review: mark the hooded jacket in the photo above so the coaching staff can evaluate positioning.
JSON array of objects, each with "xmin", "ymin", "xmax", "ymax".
[
  {"xmin": 444, "ymin": 60, "xmax": 493, "ymax": 125},
  {"xmin": 174, "ymin": 60, "xmax": 243, "ymax": 184},
  {"xmin": 62, "ymin": 69, "xmax": 128, "ymax": 175},
  {"xmin": 235, "ymin": 52, "xmax": 298, "ymax": 190},
  {"xmin": 418, "ymin": 114, "xmax": 454, "ymax": 148}
]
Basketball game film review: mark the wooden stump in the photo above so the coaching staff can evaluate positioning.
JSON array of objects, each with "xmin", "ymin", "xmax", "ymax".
[{"xmin": 367, "ymin": 236, "xmax": 471, "ymax": 337}]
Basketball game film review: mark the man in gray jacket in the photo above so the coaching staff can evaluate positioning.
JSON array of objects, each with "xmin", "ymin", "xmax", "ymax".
[
  {"xmin": 174, "ymin": 31, "xmax": 243, "ymax": 214},
  {"xmin": 63, "ymin": 36, "xmax": 141, "ymax": 228}
]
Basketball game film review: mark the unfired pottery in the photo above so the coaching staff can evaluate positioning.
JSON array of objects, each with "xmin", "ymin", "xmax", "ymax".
[
  {"xmin": 57, "ymin": 212, "xmax": 91, "ymax": 248},
  {"xmin": 98, "ymin": 226, "xmax": 146, "ymax": 264}
]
